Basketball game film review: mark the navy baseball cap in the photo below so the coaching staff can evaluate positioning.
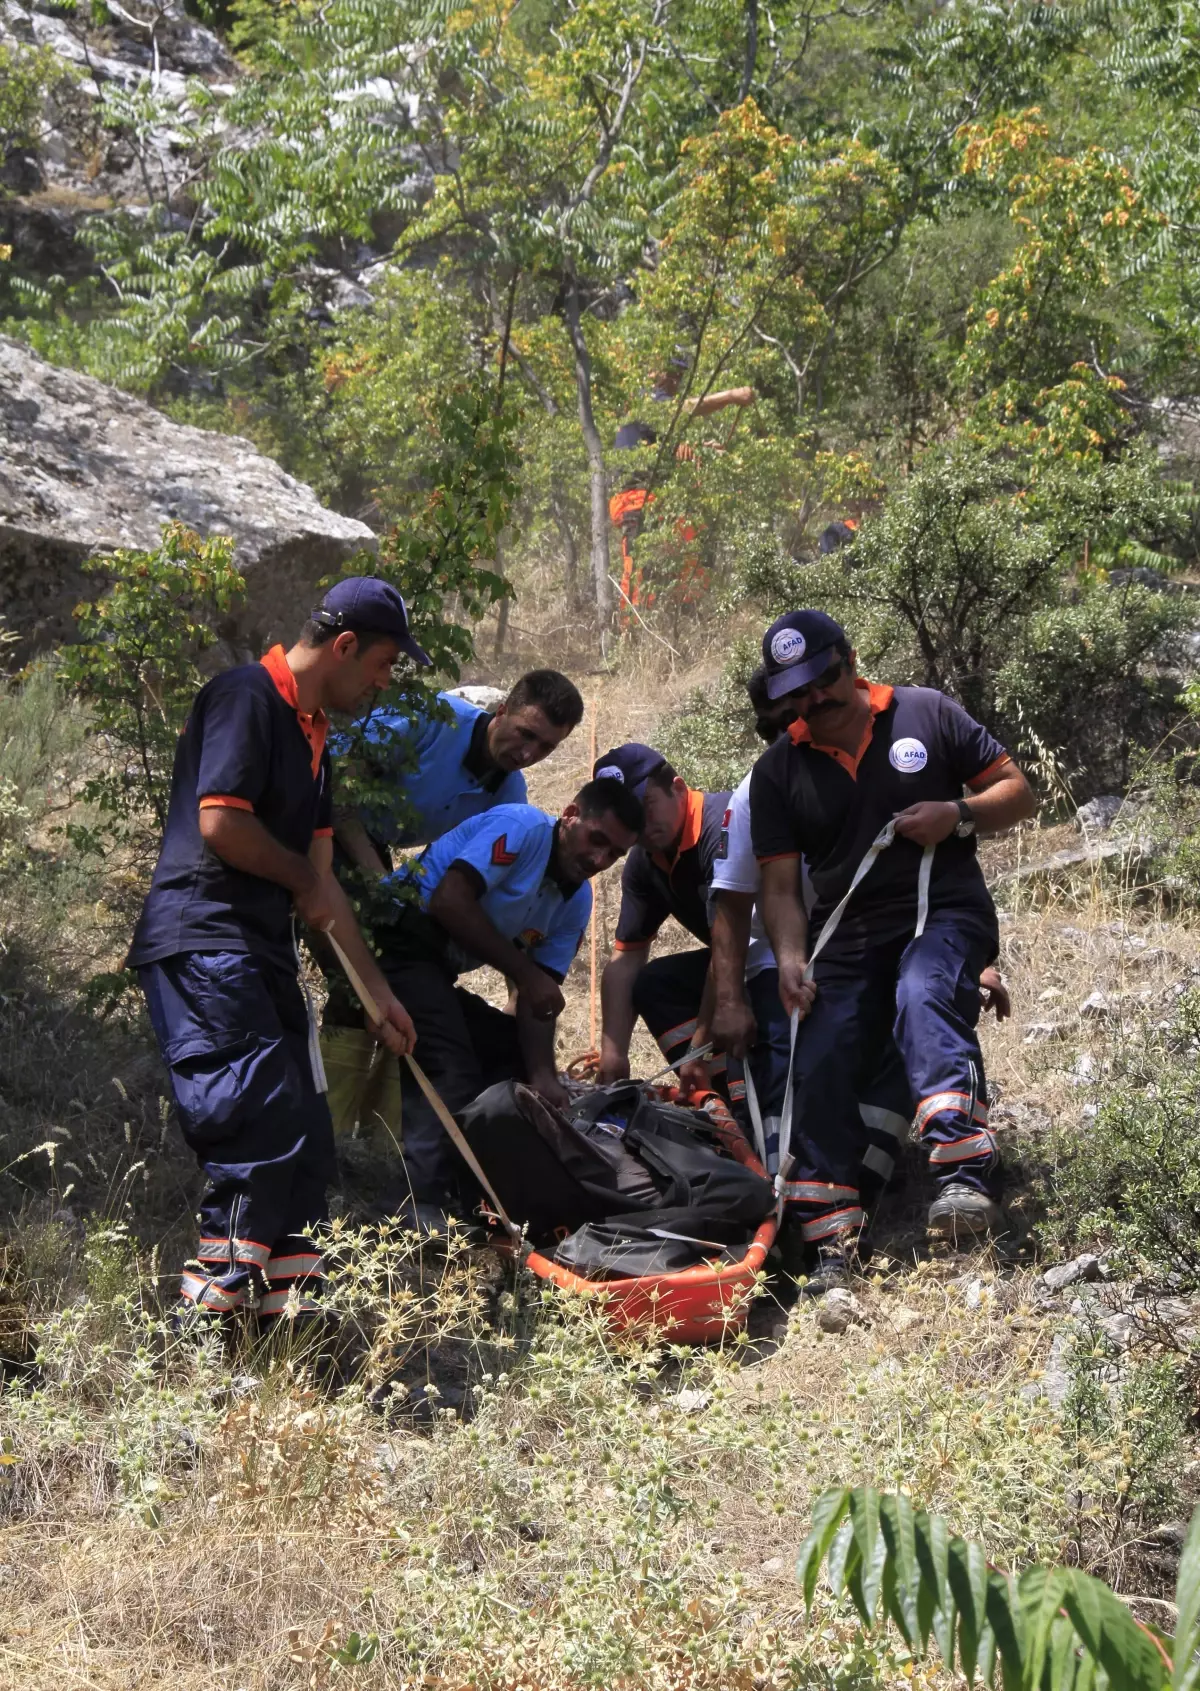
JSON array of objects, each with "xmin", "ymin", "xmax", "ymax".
[
  {"xmin": 592, "ymin": 742, "xmax": 668, "ymax": 798},
  {"xmin": 316, "ymin": 577, "xmax": 432, "ymax": 667},
  {"xmin": 761, "ymin": 609, "xmax": 847, "ymax": 699}
]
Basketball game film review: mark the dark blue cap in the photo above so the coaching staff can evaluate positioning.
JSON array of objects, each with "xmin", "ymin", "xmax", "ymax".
[
  {"xmin": 761, "ymin": 609, "xmax": 847, "ymax": 699},
  {"xmin": 592, "ymin": 742, "xmax": 668, "ymax": 798},
  {"xmin": 316, "ymin": 577, "xmax": 432, "ymax": 667}
]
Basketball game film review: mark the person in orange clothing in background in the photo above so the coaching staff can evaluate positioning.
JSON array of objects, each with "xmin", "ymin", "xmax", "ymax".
[{"xmin": 609, "ymin": 371, "xmax": 754, "ymax": 623}]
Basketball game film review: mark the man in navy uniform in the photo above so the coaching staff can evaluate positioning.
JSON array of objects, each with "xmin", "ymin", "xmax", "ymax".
[
  {"xmin": 127, "ymin": 579, "xmax": 424, "ymax": 1323},
  {"xmin": 593, "ymin": 744, "xmax": 740, "ymax": 1103},
  {"xmin": 750, "ymin": 610, "xmax": 1034, "ymax": 1288}
]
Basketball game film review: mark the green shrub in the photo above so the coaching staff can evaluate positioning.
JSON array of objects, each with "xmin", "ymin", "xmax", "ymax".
[{"xmin": 1041, "ymin": 988, "xmax": 1200, "ymax": 1284}]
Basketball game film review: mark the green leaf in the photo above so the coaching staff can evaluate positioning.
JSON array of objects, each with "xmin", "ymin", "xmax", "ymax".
[
  {"xmin": 796, "ymin": 1488, "xmax": 851, "ymax": 1610},
  {"xmin": 947, "ymin": 1534, "xmax": 994, "ymax": 1688},
  {"xmin": 1172, "ymin": 1505, "xmax": 1200, "ymax": 1691},
  {"xmin": 1061, "ymin": 1570, "xmax": 1169, "ymax": 1691},
  {"xmin": 879, "ymin": 1491, "xmax": 922, "ymax": 1651},
  {"xmin": 846, "ymin": 1486, "xmax": 887, "ymax": 1625}
]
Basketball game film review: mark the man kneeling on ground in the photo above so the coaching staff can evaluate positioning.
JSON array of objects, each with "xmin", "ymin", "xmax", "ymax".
[{"xmin": 374, "ymin": 780, "xmax": 644, "ymax": 1220}]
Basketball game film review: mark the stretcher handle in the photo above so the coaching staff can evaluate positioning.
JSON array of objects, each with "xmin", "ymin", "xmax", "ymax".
[{"xmin": 320, "ymin": 923, "xmax": 527, "ymax": 1251}]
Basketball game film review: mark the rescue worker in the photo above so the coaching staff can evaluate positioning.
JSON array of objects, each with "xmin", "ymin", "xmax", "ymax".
[
  {"xmin": 610, "ymin": 378, "xmax": 754, "ymax": 619},
  {"xmin": 323, "ymin": 668, "xmax": 583, "ymax": 1207},
  {"xmin": 372, "ymin": 779, "xmax": 643, "ymax": 1207},
  {"xmin": 750, "ymin": 610, "xmax": 1035, "ymax": 1289},
  {"xmin": 696, "ymin": 666, "xmax": 1010, "ymax": 1214},
  {"xmin": 332, "ymin": 667, "xmax": 584, "ymax": 874},
  {"xmin": 125, "ymin": 579, "xmax": 424, "ymax": 1324},
  {"xmin": 593, "ymin": 745, "xmax": 741, "ymax": 1104}
]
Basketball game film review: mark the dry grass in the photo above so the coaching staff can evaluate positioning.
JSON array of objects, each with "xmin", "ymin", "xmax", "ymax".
[{"xmin": 4, "ymin": 647, "xmax": 1200, "ymax": 1688}]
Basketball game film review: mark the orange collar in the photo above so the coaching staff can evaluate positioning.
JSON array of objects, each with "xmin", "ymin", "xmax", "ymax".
[
  {"xmin": 652, "ymin": 787, "xmax": 705, "ymax": 872},
  {"xmin": 788, "ymin": 677, "xmax": 894, "ymax": 780},
  {"xmin": 260, "ymin": 644, "xmax": 327, "ymax": 778}
]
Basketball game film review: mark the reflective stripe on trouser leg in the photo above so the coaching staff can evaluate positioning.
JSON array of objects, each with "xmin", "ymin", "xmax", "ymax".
[
  {"xmin": 913, "ymin": 1069, "xmax": 998, "ymax": 1192},
  {"xmin": 893, "ymin": 914, "xmax": 1000, "ymax": 1199},
  {"xmin": 260, "ymin": 1233, "xmax": 326, "ymax": 1319}
]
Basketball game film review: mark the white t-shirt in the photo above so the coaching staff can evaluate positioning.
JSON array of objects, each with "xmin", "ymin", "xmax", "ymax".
[{"xmin": 709, "ymin": 774, "xmax": 776, "ymax": 979}]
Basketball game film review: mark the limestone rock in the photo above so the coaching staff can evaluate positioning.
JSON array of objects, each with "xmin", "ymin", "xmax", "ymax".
[
  {"xmin": 0, "ymin": 336, "xmax": 376, "ymax": 651},
  {"xmin": 1042, "ymin": 1254, "xmax": 1101, "ymax": 1293},
  {"xmin": 1075, "ymin": 795, "xmax": 1125, "ymax": 834},
  {"xmin": 816, "ymin": 1288, "xmax": 868, "ymax": 1334}
]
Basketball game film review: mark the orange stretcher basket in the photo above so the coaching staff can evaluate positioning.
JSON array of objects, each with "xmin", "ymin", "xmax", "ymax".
[{"xmin": 502, "ymin": 1089, "xmax": 777, "ymax": 1344}]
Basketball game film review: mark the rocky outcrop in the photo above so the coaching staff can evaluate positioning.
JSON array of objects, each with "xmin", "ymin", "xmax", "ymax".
[
  {"xmin": 1, "ymin": 0, "xmax": 237, "ymax": 280},
  {"xmin": 0, "ymin": 335, "xmax": 376, "ymax": 651}
]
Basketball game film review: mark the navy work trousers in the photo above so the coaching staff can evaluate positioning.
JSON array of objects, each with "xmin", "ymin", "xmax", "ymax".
[
  {"xmin": 783, "ymin": 910, "xmax": 998, "ymax": 1244},
  {"xmin": 737, "ymin": 967, "xmax": 911, "ymax": 1199},
  {"xmin": 631, "ymin": 948, "xmax": 746, "ymax": 1109},
  {"xmin": 140, "ymin": 951, "xmax": 335, "ymax": 1316},
  {"xmin": 379, "ymin": 958, "xmax": 526, "ymax": 1213}
]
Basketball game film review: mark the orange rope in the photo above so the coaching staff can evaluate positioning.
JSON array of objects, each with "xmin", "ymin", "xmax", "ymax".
[{"xmin": 588, "ymin": 696, "xmax": 598, "ymax": 1052}]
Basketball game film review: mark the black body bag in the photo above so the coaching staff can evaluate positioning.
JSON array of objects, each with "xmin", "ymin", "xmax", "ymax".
[{"xmin": 458, "ymin": 1080, "xmax": 773, "ymax": 1263}]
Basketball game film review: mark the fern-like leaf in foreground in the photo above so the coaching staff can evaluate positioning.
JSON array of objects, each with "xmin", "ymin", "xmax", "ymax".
[{"xmin": 797, "ymin": 1487, "xmax": 1190, "ymax": 1691}]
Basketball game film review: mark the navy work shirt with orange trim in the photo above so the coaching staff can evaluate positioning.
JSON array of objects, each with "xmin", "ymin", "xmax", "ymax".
[
  {"xmin": 749, "ymin": 681, "xmax": 1010, "ymax": 957},
  {"xmin": 126, "ymin": 645, "xmax": 334, "ymax": 970},
  {"xmin": 614, "ymin": 788, "xmax": 731, "ymax": 952}
]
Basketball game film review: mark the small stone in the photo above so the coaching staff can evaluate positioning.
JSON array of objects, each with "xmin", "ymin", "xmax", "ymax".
[
  {"xmin": 1150, "ymin": 1521, "xmax": 1188, "ymax": 1547},
  {"xmin": 1042, "ymin": 1254, "xmax": 1101, "ymax": 1292},
  {"xmin": 965, "ymin": 1279, "xmax": 991, "ymax": 1310},
  {"xmin": 1079, "ymin": 992, "xmax": 1110, "ymax": 1019},
  {"xmin": 891, "ymin": 1307, "xmax": 921, "ymax": 1332},
  {"xmin": 1098, "ymin": 1311, "xmax": 1136, "ymax": 1349},
  {"xmin": 760, "ymin": 1556, "xmax": 784, "ymax": 1575},
  {"xmin": 1023, "ymin": 1330, "xmax": 1073, "ymax": 1407},
  {"xmin": 0, "ymin": 1565, "xmax": 16, "ymax": 1583},
  {"xmin": 816, "ymin": 1288, "xmax": 867, "ymax": 1334},
  {"xmin": 1075, "ymin": 795, "xmax": 1125, "ymax": 834},
  {"xmin": 1024, "ymin": 1021, "xmax": 1066, "ymax": 1043},
  {"xmin": 673, "ymin": 1388, "xmax": 711, "ymax": 1413}
]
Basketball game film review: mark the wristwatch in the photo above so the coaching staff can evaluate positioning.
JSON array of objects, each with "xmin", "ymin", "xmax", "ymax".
[{"xmin": 954, "ymin": 799, "xmax": 976, "ymax": 839}]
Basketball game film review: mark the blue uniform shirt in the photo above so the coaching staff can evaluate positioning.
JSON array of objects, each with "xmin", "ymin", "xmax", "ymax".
[
  {"xmin": 390, "ymin": 803, "xmax": 592, "ymax": 981},
  {"xmin": 337, "ymin": 693, "xmax": 527, "ymax": 848}
]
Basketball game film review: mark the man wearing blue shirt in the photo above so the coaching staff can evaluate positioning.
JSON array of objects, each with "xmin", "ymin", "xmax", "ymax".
[
  {"xmin": 332, "ymin": 668, "xmax": 584, "ymax": 872},
  {"xmin": 374, "ymin": 779, "xmax": 643, "ymax": 1212},
  {"xmin": 126, "ymin": 578, "xmax": 426, "ymax": 1325}
]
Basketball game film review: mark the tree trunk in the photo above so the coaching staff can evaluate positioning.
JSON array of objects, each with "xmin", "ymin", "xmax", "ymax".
[
  {"xmin": 563, "ymin": 271, "xmax": 612, "ymax": 631},
  {"xmin": 551, "ymin": 488, "xmax": 579, "ymax": 606},
  {"xmin": 739, "ymin": 0, "xmax": 758, "ymax": 100}
]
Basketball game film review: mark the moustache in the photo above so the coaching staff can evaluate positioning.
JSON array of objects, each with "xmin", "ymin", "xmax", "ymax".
[{"xmin": 806, "ymin": 698, "xmax": 839, "ymax": 715}]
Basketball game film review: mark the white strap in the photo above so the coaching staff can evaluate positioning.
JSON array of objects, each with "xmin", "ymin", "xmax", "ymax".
[
  {"xmin": 774, "ymin": 1007, "xmax": 800, "ymax": 1222},
  {"xmin": 774, "ymin": 824, "xmax": 936, "ymax": 1222},
  {"xmin": 915, "ymin": 840, "xmax": 933, "ymax": 938},
  {"xmin": 741, "ymin": 1059, "xmax": 769, "ymax": 1172}
]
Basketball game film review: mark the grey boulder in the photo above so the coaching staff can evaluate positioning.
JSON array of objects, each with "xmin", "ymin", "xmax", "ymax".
[{"xmin": 0, "ymin": 336, "xmax": 376, "ymax": 652}]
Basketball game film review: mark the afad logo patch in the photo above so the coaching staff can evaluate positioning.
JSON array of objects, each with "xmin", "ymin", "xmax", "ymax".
[
  {"xmin": 491, "ymin": 834, "xmax": 519, "ymax": 866},
  {"xmin": 519, "ymin": 928, "xmax": 546, "ymax": 949},
  {"xmin": 889, "ymin": 737, "xmax": 928, "ymax": 773},
  {"xmin": 595, "ymin": 764, "xmax": 625, "ymax": 783},
  {"xmin": 770, "ymin": 626, "xmax": 806, "ymax": 667}
]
